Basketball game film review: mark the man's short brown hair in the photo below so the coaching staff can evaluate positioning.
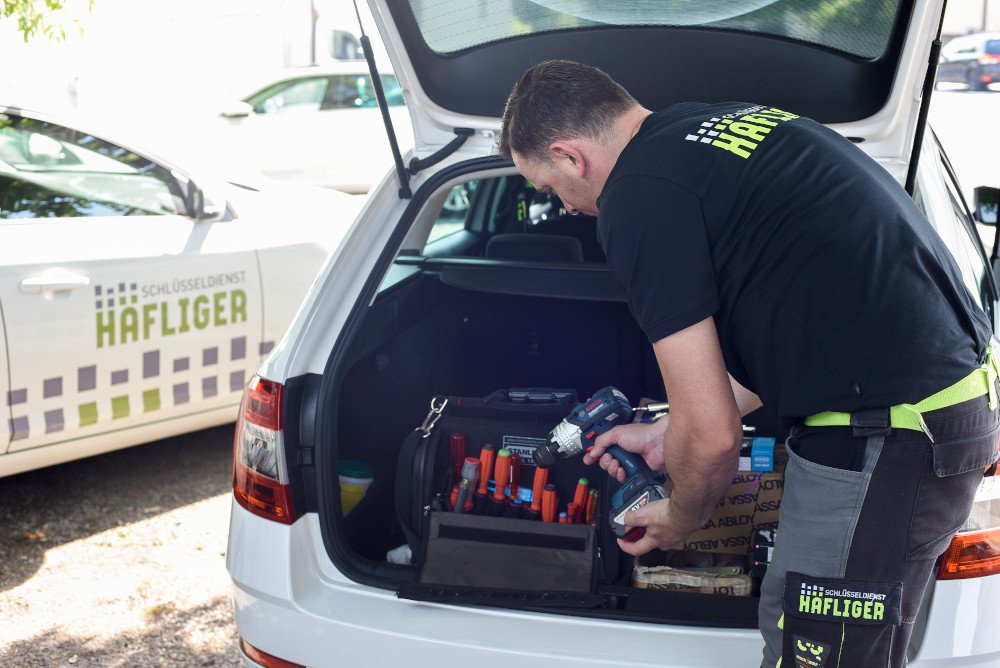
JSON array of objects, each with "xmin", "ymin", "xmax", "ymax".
[{"xmin": 498, "ymin": 60, "xmax": 638, "ymax": 163}]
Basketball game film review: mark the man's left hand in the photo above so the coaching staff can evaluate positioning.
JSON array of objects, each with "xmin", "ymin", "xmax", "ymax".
[{"xmin": 616, "ymin": 497, "xmax": 691, "ymax": 556}]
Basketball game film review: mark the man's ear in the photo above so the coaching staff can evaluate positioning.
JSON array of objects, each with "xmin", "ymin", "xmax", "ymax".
[{"xmin": 548, "ymin": 140, "xmax": 588, "ymax": 178}]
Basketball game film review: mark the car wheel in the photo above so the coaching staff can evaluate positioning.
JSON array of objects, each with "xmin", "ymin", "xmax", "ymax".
[{"xmin": 968, "ymin": 68, "xmax": 988, "ymax": 91}]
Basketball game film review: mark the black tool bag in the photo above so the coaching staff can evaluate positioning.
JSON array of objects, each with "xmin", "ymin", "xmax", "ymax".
[{"xmin": 394, "ymin": 388, "xmax": 609, "ymax": 601}]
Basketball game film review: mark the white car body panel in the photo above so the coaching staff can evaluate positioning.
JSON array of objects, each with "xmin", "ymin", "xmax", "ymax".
[
  {"xmin": 913, "ymin": 576, "xmax": 1000, "ymax": 661},
  {"xmin": 0, "ymin": 214, "xmax": 261, "ymax": 459},
  {"xmin": 1, "ymin": 405, "xmax": 236, "ymax": 478}
]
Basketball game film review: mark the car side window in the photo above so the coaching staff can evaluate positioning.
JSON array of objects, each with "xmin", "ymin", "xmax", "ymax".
[
  {"xmin": 0, "ymin": 114, "xmax": 186, "ymax": 219},
  {"xmin": 940, "ymin": 158, "xmax": 994, "ymax": 314},
  {"xmin": 427, "ymin": 180, "xmax": 479, "ymax": 243},
  {"xmin": 325, "ymin": 74, "xmax": 405, "ymax": 109},
  {"xmin": 915, "ymin": 137, "xmax": 995, "ymax": 320},
  {"xmin": 246, "ymin": 77, "xmax": 329, "ymax": 114}
]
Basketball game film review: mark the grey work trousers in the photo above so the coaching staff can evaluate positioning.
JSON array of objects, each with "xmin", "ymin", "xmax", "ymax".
[{"xmin": 759, "ymin": 395, "xmax": 999, "ymax": 667}]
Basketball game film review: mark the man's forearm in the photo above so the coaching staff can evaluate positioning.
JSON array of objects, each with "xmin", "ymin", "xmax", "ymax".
[{"xmin": 660, "ymin": 417, "xmax": 742, "ymax": 538}]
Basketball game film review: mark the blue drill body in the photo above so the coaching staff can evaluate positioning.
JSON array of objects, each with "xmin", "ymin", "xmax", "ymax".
[{"xmin": 536, "ymin": 387, "xmax": 669, "ymax": 542}]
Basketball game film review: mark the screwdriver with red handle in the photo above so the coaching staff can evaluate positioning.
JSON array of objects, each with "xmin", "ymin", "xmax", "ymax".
[
  {"xmin": 506, "ymin": 453, "xmax": 522, "ymax": 517},
  {"xmin": 448, "ymin": 433, "xmax": 466, "ymax": 509},
  {"xmin": 450, "ymin": 433, "xmax": 466, "ymax": 482}
]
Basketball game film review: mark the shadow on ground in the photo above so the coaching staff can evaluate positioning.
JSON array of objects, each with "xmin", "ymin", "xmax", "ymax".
[
  {"xmin": 0, "ymin": 596, "xmax": 240, "ymax": 667},
  {"xmin": 0, "ymin": 424, "xmax": 235, "ymax": 592}
]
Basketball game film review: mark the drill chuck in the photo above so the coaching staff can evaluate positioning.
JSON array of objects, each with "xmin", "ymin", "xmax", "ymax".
[
  {"xmin": 533, "ymin": 387, "xmax": 633, "ymax": 467},
  {"xmin": 536, "ymin": 420, "xmax": 584, "ymax": 466}
]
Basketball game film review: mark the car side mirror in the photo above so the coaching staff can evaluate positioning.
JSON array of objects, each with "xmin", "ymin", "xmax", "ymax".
[
  {"xmin": 190, "ymin": 186, "xmax": 226, "ymax": 222},
  {"xmin": 973, "ymin": 186, "xmax": 999, "ymax": 225},
  {"xmin": 220, "ymin": 101, "xmax": 253, "ymax": 119},
  {"xmin": 176, "ymin": 172, "xmax": 226, "ymax": 223}
]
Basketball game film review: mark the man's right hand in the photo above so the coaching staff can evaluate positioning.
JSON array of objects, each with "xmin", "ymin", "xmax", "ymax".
[{"xmin": 582, "ymin": 418, "xmax": 669, "ymax": 483}]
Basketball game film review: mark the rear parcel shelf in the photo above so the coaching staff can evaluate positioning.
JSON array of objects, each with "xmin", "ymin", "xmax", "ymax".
[{"xmin": 393, "ymin": 255, "xmax": 626, "ymax": 301}]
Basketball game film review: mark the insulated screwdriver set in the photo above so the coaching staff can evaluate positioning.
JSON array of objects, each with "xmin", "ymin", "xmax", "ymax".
[{"xmin": 394, "ymin": 388, "xmax": 608, "ymax": 593}]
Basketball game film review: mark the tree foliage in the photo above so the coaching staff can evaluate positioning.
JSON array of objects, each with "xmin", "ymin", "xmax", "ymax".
[{"xmin": 2, "ymin": 0, "xmax": 93, "ymax": 43}]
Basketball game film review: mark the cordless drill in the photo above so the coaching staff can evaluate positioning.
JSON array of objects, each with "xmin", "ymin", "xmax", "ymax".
[{"xmin": 534, "ymin": 387, "xmax": 669, "ymax": 542}]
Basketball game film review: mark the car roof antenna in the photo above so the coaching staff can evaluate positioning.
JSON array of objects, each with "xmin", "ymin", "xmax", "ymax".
[{"xmin": 353, "ymin": 0, "xmax": 412, "ymax": 199}]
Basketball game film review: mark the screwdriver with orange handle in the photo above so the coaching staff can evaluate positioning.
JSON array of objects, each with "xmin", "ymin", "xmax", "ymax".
[
  {"xmin": 527, "ymin": 466, "xmax": 548, "ymax": 520},
  {"xmin": 541, "ymin": 484, "xmax": 558, "ymax": 523},
  {"xmin": 585, "ymin": 488, "xmax": 600, "ymax": 525},
  {"xmin": 473, "ymin": 444, "xmax": 495, "ymax": 514},
  {"xmin": 572, "ymin": 478, "xmax": 588, "ymax": 523},
  {"xmin": 489, "ymin": 449, "xmax": 511, "ymax": 516}
]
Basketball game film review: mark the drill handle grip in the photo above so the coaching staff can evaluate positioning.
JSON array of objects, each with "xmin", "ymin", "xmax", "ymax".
[
  {"xmin": 606, "ymin": 444, "xmax": 644, "ymax": 479},
  {"xmin": 606, "ymin": 444, "xmax": 666, "ymax": 484}
]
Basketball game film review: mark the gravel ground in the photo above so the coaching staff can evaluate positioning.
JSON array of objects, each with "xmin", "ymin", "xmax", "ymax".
[{"xmin": 0, "ymin": 425, "xmax": 241, "ymax": 667}]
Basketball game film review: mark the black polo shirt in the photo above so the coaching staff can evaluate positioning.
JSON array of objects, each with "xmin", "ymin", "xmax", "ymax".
[{"xmin": 596, "ymin": 102, "xmax": 991, "ymax": 421}]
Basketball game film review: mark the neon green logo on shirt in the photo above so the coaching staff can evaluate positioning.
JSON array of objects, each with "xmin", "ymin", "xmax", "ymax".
[{"xmin": 684, "ymin": 105, "xmax": 800, "ymax": 159}]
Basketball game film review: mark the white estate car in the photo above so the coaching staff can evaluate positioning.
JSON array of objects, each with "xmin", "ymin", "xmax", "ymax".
[
  {"xmin": 227, "ymin": 1, "xmax": 1000, "ymax": 666},
  {"xmin": 216, "ymin": 63, "xmax": 414, "ymax": 194},
  {"xmin": 0, "ymin": 107, "xmax": 363, "ymax": 477}
]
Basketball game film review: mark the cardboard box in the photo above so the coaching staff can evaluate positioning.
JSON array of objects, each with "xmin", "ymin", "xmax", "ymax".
[
  {"xmin": 630, "ymin": 400, "xmax": 786, "ymax": 555},
  {"xmin": 632, "ymin": 550, "xmax": 752, "ymax": 596},
  {"xmin": 679, "ymin": 450, "xmax": 786, "ymax": 555}
]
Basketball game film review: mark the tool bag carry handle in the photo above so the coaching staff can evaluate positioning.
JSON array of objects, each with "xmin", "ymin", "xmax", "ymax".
[{"xmin": 394, "ymin": 388, "xmax": 578, "ymax": 554}]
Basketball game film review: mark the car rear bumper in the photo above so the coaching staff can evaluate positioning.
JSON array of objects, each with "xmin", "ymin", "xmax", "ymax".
[
  {"xmin": 227, "ymin": 504, "xmax": 1000, "ymax": 668},
  {"xmin": 227, "ymin": 504, "xmax": 762, "ymax": 667}
]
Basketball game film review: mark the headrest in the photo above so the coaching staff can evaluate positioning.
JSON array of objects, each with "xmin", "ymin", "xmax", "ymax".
[{"xmin": 485, "ymin": 233, "xmax": 584, "ymax": 263}]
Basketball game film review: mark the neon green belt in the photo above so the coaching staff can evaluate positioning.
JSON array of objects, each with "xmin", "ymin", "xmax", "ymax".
[{"xmin": 804, "ymin": 346, "xmax": 999, "ymax": 440}]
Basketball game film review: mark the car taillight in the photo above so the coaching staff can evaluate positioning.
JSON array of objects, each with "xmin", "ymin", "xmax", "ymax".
[
  {"xmin": 233, "ymin": 375, "xmax": 297, "ymax": 524},
  {"xmin": 937, "ymin": 475, "xmax": 1000, "ymax": 580},
  {"xmin": 239, "ymin": 637, "xmax": 305, "ymax": 668},
  {"xmin": 979, "ymin": 54, "xmax": 1000, "ymax": 65}
]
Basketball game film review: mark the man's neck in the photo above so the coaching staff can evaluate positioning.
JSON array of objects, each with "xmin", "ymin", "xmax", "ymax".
[{"xmin": 592, "ymin": 106, "xmax": 652, "ymax": 193}]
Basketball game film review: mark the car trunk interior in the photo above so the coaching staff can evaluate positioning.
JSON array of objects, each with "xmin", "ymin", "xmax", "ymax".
[{"xmin": 319, "ymin": 169, "xmax": 788, "ymax": 628}]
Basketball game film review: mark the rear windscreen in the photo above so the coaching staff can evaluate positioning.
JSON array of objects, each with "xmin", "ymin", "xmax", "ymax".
[
  {"xmin": 987, "ymin": 39, "xmax": 1000, "ymax": 55},
  {"xmin": 408, "ymin": 0, "xmax": 907, "ymax": 59}
]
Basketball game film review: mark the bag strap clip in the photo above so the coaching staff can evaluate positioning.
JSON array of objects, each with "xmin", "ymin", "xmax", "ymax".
[{"xmin": 417, "ymin": 397, "xmax": 448, "ymax": 438}]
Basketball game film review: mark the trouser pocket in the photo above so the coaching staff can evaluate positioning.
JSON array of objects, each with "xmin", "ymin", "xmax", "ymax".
[
  {"xmin": 781, "ymin": 572, "xmax": 902, "ymax": 668},
  {"xmin": 759, "ymin": 434, "xmax": 877, "ymax": 667},
  {"xmin": 906, "ymin": 414, "xmax": 1000, "ymax": 561}
]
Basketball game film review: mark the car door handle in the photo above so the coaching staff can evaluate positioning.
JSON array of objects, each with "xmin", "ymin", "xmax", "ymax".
[{"xmin": 20, "ymin": 274, "xmax": 91, "ymax": 294}]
